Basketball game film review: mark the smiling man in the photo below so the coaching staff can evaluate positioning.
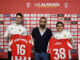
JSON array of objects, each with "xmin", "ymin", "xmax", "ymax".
[
  {"xmin": 4, "ymin": 13, "xmax": 28, "ymax": 60},
  {"xmin": 32, "ymin": 17, "xmax": 52, "ymax": 60},
  {"xmin": 53, "ymin": 21, "xmax": 73, "ymax": 60}
]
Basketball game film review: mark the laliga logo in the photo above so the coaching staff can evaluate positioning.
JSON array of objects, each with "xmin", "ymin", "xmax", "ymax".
[
  {"xmin": 64, "ymin": 2, "xmax": 68, "ymax": 8},
  {"xmin": 26, "ymin": 2, "xmax": 30, "ymax": 8}
]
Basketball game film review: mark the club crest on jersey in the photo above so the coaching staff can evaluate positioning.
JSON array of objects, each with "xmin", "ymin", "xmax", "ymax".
[
  {"xmin": 64, "ymin": 34, "xmax": 66, "ymax": 38},
  {"xmin": 11, "ymin": 28, "xmax": 13, "ymax": 30},
  {"xmin": 19, "ymin": 29, "xmax": 21, "ymax": 32}
]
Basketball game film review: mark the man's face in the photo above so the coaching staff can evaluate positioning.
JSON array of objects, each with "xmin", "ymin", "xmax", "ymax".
[
  {"xmin": 15, "ymin": 15, "xmax": 22, "ymax": 24},
  {"xmin": 39, "ymin": 19, "xmax": 47, "ymax": 29},
  {"xmin": 56, "ymin": 23, "xmax": 64, "ymax": 32}
]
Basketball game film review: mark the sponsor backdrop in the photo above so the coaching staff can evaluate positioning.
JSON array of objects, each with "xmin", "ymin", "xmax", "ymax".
[{"xmin": 0, "ymin": 0, "xmax": 80, "ymax": 59}]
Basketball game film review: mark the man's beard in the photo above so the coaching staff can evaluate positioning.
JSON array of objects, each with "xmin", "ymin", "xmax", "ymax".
[{"xmin": 40, "ymin": 25, "xmax": 46, "ymax": 29}]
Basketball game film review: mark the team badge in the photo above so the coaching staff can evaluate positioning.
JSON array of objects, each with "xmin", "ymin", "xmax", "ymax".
[
  {"xmin": 19, "ymin": 29, "xmax": 21, "ymax": 32},
  {"xmin": 11, "ymin": 28, "xmax": 13, "ymax": 30},
  {"xmin": 64, "ymin": 34, "xmax": 66, "ymax": 38}
]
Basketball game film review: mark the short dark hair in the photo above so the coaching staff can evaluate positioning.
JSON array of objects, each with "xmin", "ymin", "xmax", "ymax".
[
  {"xmin": 56, "ymin": 21, "xmax": 64, "ymax": 27},
  {"xmin": 40, "ymin": 17, "xmax": 47, "ymax": 21},
  {"xmin": 16, "ymin": 13, "xmax": 23, "ymax": 18}
]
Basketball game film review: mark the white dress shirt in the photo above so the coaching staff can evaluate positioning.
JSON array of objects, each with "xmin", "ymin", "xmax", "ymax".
[{"xmin": 39, "ymin": 27, "xmax": 46, "ymax": 36}]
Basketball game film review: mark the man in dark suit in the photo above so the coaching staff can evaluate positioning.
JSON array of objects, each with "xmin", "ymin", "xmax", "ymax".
[{"xmin": 32, "ymin": 17, "xmax": 52, "ymax": 60}]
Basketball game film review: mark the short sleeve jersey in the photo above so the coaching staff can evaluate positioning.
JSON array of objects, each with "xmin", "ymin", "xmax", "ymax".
[
  {"xmin": 47, "ymin": 38, "xmax": 72, "ymax": 60},
  {"xmin": 10, "ymin": 34, "xmax": 32, "ymax": 60}
]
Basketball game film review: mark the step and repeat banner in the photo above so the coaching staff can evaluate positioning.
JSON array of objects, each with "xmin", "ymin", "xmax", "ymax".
[{"xmin": 0, "ymin": 0, "xmax": 80, "ymax": 59}]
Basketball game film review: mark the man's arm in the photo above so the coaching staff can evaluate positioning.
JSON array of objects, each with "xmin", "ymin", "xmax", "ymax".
[
  {"xmin": 4, "ymin": 26, "xmax": 12, "ymax": 39},
  {"xmin": 31, "ymin": 29, "xmax": 35, "ymax": 39},
  {"xmin": 69, "ymin": 38, "xmax": 73, "ymax": 43},
  {"xmin": 68, "ymin": 31, "xmax": 74, "ymax": 44},
  {"xmin": 21, "ymin": 28, "xmax": 29, "ymax": 35}
]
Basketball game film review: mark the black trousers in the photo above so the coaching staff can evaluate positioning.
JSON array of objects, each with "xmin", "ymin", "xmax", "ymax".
[{"xmin": 8, "ymin": 51, "xmax": 11, "ymax": 60}]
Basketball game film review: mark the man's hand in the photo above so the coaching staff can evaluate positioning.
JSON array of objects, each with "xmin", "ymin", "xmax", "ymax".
[
  {"xmin": 52, "ymin": 34, "xmax": 54, "ymax": 38},
  {"xmin": 7, "ymin": 34, "xmax": 13, "ymax": 39},
  {"xmin": 69, "ymin": 38, "xmax": 73, "ymax": 43}
]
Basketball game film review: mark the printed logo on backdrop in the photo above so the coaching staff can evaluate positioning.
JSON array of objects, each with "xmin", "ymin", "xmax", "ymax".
[
  {"xmin": 0, "ymin": 21, "xmax": 3, "ymax": 24},
  {"xmin": 0, "ymin": 49, "xmax": 4, "ymax": 52},
  {"xmin": 51, "ymin": 14, "xmax": 57, "ymax": 17},
  {"xmin": 64, "ymin": 2, "xmax": 69, "ymax": 8},
  {"xmin": 4, "ymin": 14, "xmax": 10, "ymax": 17},
  {"xmin": 58, "ymin": 14, "xmax": 64, "ymax": 17},
  {"xmin": 64, "ymin": 14, "xmax": 70, "ymax": 17},
  {"xmin": 26, "ymin": 2, "xmax": 30, "ymax": 8},
  {"xmin": 0, "ymin": 14, "xmax": 3, "ymax": 17},
  {"xmin": 65, "ymin": 21, "xmax": 70, "ymax": 24},
  {"xmin": 65, "ymin": 18, "xmax": 70, "ymax": 21},
  {"xmin": 34, "ymin": 2, "xmax": 60, "ymax": 8},
  {"xmin": 71, "ymin": 21, "xmax": 77, "ymax": 24},
  {"xmin": 78, "ymin": 14, "xmax": 80, "ymax": 17}
]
